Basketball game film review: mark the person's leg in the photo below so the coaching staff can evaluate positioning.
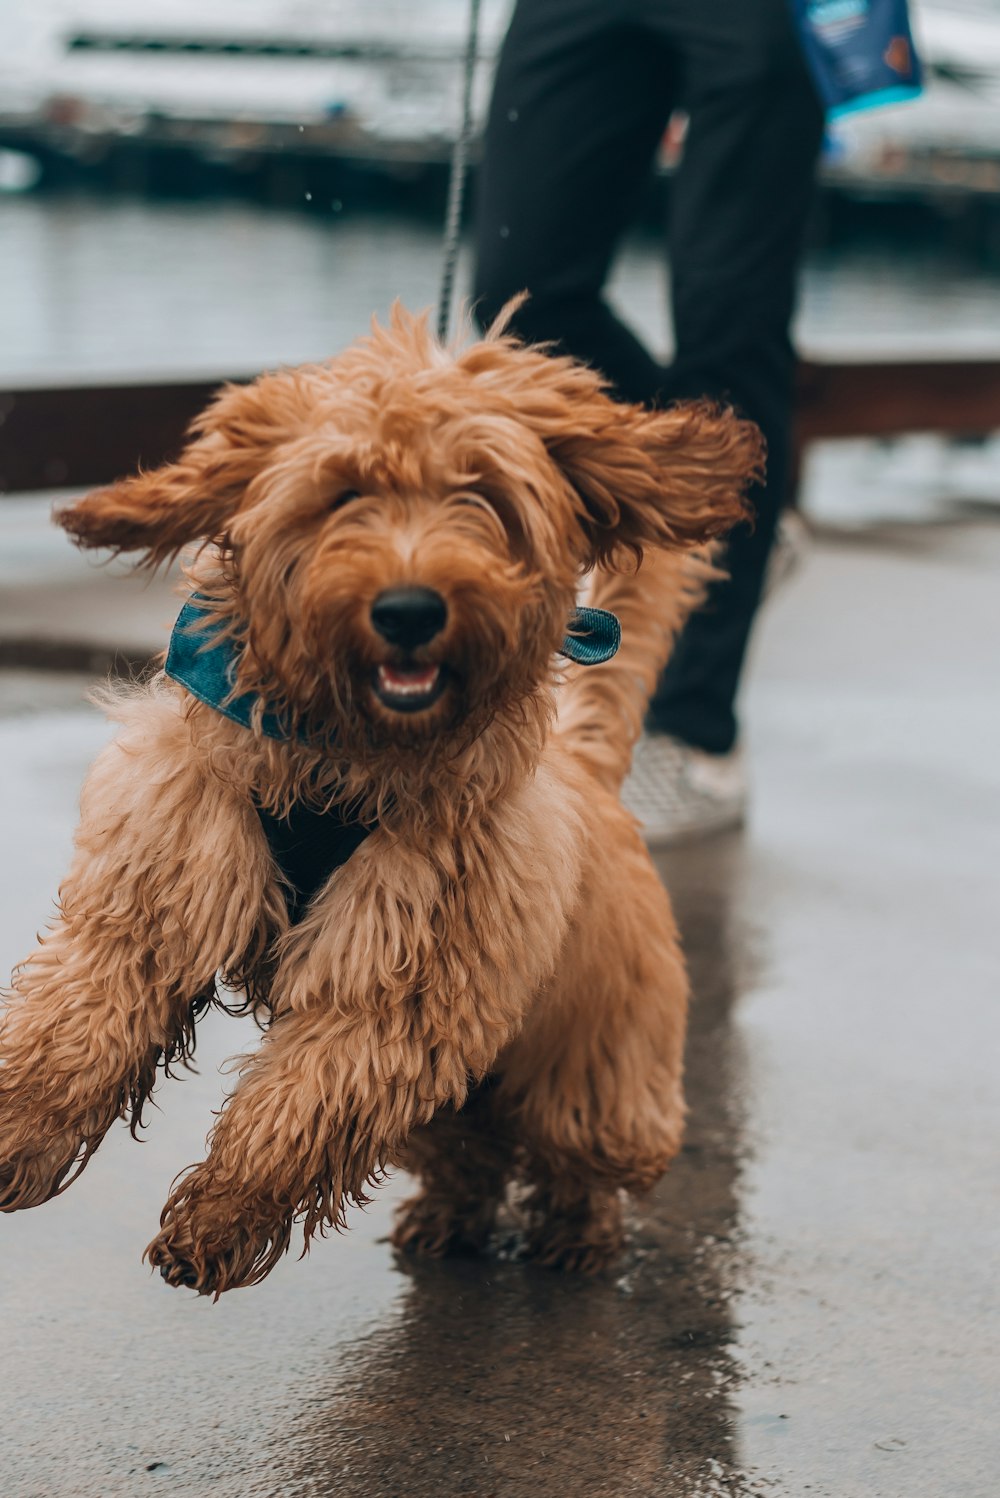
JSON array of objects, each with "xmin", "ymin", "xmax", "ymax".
[
  {"xmin": 647, "ymin": 0, "xmax": 825, "ymax": 753},
  {"xmin": 473, "ymin": 0, "xmax": 675, "ymax": 404}
]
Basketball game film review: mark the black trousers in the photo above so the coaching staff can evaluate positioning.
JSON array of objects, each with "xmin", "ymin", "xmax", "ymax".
[{"xmin": 473, "ymin": 0, "xmax": 824, "ymax": 753}]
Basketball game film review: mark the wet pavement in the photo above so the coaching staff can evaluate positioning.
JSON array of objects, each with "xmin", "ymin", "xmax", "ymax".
[{"xmin": 1, "ymin": 507, "xmax": 998, "ymax": 1497}]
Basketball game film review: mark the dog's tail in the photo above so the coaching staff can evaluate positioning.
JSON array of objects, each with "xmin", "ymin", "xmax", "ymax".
[{"xmin": 555, "ymin": 548, "xmax": 715, "ymax": 795}]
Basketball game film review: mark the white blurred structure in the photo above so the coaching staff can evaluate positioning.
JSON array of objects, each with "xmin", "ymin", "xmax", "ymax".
[
  {"xmin": 1, "ymin": 0, "xmax": 1000, "ymax": 189},
  {"xmin": 831, "ymin": 1, "xmax": 1000, "ymax": 196},
  {"xmin": 0, "ymin": 0, "xmax": 511, "ymax": 165}
]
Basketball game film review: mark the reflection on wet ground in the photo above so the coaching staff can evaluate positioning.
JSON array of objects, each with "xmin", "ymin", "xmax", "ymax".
[
  {"xmin": 281, "ymin": 839, "xmax": 761, "ymax": 1498},
  {"xmin": 0, "ymin": 517, "xmax": 998, "ymax": 1496}
]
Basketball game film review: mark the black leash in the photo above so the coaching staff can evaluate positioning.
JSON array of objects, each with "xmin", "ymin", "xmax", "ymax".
[{"xmin": 437, "ymin": 0, "xmax": 483, "ymax": 343}]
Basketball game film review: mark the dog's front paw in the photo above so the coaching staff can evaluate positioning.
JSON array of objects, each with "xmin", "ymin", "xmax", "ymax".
[
  {"xmin": 0, "ymin": 1131, "xmax": 89, "ymax": 1213},
  {"xmin": 146, "ymin": 1217, "xmax": 282, "ymax": 1297},
  {"xmin": 146, "ymin": 1235, "xmax": 206, "ymax": 1293},
  {"xmin": 145, "ymin": 1229, "xmax": 243, "ymax": 1297},
  {"xmin": 146, "ymin": 1179, "xmax": 294, "ymax": 1297}
]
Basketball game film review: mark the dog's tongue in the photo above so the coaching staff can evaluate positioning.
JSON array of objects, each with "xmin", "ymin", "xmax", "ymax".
[{"xmin": 378, "ymin": 664, "xmax": 439, "ymax": 692}]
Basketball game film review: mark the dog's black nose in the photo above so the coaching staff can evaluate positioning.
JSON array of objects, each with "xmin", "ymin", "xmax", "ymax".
[{"xmin": 370, "ymin": 587, "xmax": 447, "ymax": 648}]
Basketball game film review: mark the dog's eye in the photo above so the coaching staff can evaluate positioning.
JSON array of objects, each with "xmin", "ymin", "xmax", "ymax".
[
  {"xmin": 454, "ymin": 493, "xmax": 499, "ymax": 520},
  {"xmin": 327, "ymin": 488, "xmax": 361, "ymax": 513},
  {"xmin": 453, "ymin": 491, "xmax": 521, "ymax": 543}
]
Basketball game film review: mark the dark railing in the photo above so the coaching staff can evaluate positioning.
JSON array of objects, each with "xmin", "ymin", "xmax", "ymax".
[
  {"xmin": 0, "ymin": 379, "xmax": 238, "ymax": 494},
  {"xmin": 2, "ymin": 359, "xmax": 1000, "ymax": 496}
]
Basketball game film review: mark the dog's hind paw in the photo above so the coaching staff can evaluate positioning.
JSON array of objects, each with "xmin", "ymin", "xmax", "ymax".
[
  {"xmin": 522, "ymin": 1230, "xmax": 623, "ymax": 1275},
  {"xmin": 390, "ymin": 1191, "xmax": 494, "ymax": 1260},
  {"xmin": 522, "ymin": 1187, "xmax": 626, "ymax": 1274}
]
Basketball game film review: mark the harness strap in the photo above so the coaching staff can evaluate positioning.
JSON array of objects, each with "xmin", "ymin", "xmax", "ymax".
[{"xmin": 256, "ymin": 799, "xmax": 375, "ymax": 926}]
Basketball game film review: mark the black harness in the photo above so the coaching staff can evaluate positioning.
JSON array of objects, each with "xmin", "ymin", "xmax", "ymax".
[{"xmin": 255, "ymin": 800, "xmax": 375, "ymax": 926}]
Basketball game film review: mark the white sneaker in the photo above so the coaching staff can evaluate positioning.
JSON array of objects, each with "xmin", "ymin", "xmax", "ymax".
[
  {"xmin": 622, "ymin": 732, "xmax": 747, "ymax": 848},
  {"xmin": 762, "ymin": 509, "xmax": 809, "ymax": 599}
]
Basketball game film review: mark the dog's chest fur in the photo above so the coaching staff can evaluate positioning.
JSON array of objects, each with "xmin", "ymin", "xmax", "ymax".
[{"xmin": 270, "ymin": 752, "xmax": 588, "ymax": 1075}]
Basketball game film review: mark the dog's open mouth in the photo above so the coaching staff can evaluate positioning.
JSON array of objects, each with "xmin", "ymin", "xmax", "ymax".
[{"xmin": 372, "ymin": 662, "xmax": 448, "ymax": 714}]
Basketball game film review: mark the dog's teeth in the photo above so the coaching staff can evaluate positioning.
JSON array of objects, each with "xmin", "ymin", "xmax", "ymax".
[{"xmin": 376, "ymin": 665, "xmax": 440, "ymax": 699}]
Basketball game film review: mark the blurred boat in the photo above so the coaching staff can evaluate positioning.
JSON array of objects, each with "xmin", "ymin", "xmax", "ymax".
[
  {"xmin": 0, "ymin": 0, "xmax": 510, "ymax": 181},
  {"xmin": 2, "ymin": 0, "xmax": 1000, "ymax": 209}
]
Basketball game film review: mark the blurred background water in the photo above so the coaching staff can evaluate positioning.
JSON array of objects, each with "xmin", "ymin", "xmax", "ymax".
[{"xmin": 2, "ymin": 193, "xmax": 1000, "ymax": 385}]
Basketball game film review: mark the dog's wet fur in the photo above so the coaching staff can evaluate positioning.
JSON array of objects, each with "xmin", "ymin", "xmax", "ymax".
[{"xmin": 0, "ymin": 308, "xmax": 761, "ymax": 1293}]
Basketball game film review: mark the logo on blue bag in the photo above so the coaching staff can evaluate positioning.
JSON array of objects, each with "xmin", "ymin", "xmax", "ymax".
[
  {"xmin": 792, "ymin": 0, "xmax": 921, "ymax": 118},
  {"xmin": 809, "ymin": 0, "xmax": 868, "ymax": 34}
]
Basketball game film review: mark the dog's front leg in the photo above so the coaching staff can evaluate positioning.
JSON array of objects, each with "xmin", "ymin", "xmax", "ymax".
[
  {"xmin": 0, "ymin": 709, "xmax": 283, "ymax": 1210},
  {"xmin": 146, "ymin": 996, "xmax": 475, "ymax": 1296},
  {"xmin": 148, "ymin": 799, "xmax": 585, "ymax": 1295}
]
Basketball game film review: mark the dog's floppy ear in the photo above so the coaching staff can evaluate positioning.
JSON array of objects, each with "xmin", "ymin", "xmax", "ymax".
[
  {"xmin": 544, "ymin": 397, "xmax": 764, "ymax": 566},
  {"xmin": 57, "ymin": 371, "xmax": 313, "ymax": 568},
  {"xmin": 464, "ymin": 337, "xmax": 763, "ymax": 565}
]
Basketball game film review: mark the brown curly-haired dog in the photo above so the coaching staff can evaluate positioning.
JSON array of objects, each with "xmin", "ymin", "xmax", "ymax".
[{"xmin": 0, "ymin": 309, "xmax": 761, "ymax": 1293}]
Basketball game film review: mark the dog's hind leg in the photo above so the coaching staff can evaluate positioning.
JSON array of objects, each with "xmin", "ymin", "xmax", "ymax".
[
  {"xmin": 0, "ymin": 701, "xmax": 282, "ymax": 1211},
  {"xmin": 520, "ymin": 1168, "xmax": 627, "ymax": 1274},
  {"xmin": 391, "ymin": 1077, "xmax": 514, "ymax": 1258},
  {"xmin": 502, "ymin": 831, "xmax": 689, "ymax": 1273}
]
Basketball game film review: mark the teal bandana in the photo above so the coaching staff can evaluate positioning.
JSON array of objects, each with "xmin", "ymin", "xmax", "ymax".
[
  {"xmin": 562, "ymin": 605, "xmax": 621, "ymax": 666},
  {"xmin": 164, "ymin": 595, "xmax": 620, "ymax": 743}
]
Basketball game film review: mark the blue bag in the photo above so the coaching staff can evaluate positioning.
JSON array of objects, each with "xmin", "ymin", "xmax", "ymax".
[{"xmin": 791, "ymin": 0, "xmax": 923, "ymax": 119}]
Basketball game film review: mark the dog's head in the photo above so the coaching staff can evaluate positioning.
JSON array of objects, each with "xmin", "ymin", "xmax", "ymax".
[{"xmin": 59, "ymin": 308, "xmax": 762, "ymax": 756}]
